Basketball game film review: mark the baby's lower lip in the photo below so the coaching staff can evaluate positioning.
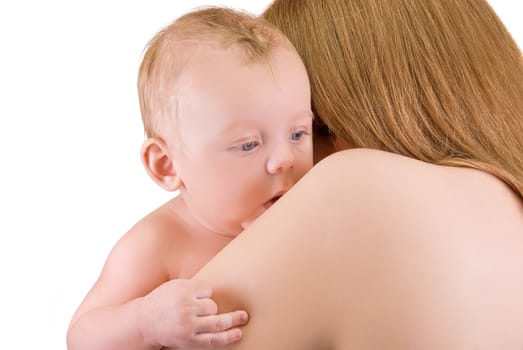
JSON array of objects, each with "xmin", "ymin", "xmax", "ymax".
[
  {"xmin": 263, "ymin": 199, "xmax": 275, "ymax": 209},
  {"xmin": 263, "ymin": 196, "xmax": 280, "ymax": 209}
]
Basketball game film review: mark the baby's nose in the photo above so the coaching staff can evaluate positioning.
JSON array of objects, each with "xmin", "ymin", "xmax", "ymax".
[{"xmin": 266, "ymin": 143, "xmax": 295, "ymax": 174}]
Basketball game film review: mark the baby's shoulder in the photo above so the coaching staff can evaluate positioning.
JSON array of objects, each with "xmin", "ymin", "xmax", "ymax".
[
  {"xmin": 111, "ymin": 198, "xmax": 188, "ymax": 265},
  {"xmin": 123, "ymin": 198, "xmax": 187, "ymax": 246}
]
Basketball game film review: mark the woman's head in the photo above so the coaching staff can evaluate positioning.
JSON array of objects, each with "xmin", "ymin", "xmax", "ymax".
[{"xmin": 263, "ymin": 0, "xmax": 523, "ymax": 196}]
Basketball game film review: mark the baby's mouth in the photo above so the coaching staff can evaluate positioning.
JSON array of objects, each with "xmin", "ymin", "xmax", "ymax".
[{"xmin": 263, "ymin": 193, "xmax": 284, "ymax": 209}]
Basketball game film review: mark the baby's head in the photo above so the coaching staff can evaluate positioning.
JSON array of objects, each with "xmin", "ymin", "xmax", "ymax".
[
  {"xmin": 139, "ymin": 7, "xmax": 289, "ymax": 140},
  {"xmin": 138, "ymin": 7, "xmax": 313, "ymax": 235}
]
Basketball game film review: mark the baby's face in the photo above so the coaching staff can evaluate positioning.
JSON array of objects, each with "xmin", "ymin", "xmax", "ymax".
[{"xmin": 170, "ymin": 46, "xmax": 313, "ymax": 235}]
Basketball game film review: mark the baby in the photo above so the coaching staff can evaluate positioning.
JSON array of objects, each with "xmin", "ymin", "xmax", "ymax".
[{"xmin": 67, "ymin": 6, "xmax": 313, "ymax": 350}]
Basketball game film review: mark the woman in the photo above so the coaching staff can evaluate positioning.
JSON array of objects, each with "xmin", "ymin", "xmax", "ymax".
[{"xmin": 189, "ymin": 0, "xmax": 523, "ymax": 348}]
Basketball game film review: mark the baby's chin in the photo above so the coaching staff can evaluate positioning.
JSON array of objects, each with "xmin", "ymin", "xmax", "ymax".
[{"xmin": 240, "ymin": 211, "xmax": 265, "ymax": 231}]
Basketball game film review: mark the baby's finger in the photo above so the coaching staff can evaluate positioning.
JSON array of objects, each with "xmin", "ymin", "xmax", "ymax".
[
  {"xmin": 196, "ymin": 297, "xmax": 218, "ymax": 316},
  {"xmin": 195, "ymin": 310, "xmax": 249, "ymax": 333},
  {"xmin": 194, "ymin": 328, "xmax": 242, "ymax": 348},
  {"xmin": 190, "ymin": 279, "xmax": 214, "ymax": 299}
]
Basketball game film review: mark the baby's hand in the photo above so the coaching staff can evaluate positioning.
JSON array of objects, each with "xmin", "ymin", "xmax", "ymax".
[{"xmin": 138, "ymin": 279, "xmax": 248, "ymax": 348}]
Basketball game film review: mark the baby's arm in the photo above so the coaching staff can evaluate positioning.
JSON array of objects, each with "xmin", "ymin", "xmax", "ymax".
[{"xmin": 67, "ymin": 218, "xmax": 248, "ymax": 350}]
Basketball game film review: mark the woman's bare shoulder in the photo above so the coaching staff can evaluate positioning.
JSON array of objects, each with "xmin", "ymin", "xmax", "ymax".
[
  {"xmin": 297, "ymin": 149, "xmax": 523, "ymax": 347},
  {"xmin": 194, "ymin": 149, "xmax": 523, "ymax": 348},
  {"xmin": 308, "ymin": 148, "xmax": 523, "ymax": 279},
  {"xmin": 310, "ymin": 148, "xmax": 521, "ymax": 219}
]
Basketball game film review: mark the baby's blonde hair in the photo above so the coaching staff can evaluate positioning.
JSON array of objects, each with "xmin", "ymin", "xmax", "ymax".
[
  {"xmin": 138, "ymin": 7, "xmax": 288, "ymax": 139},
  {"xmin": 264, "ymin": 0, "xmax": 523, "ymax": 197}
]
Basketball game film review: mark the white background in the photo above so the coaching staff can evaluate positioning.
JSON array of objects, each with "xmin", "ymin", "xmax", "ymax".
[{"xmin": 0, "ymin": 1, "xmax": 520, "ymax": 348}]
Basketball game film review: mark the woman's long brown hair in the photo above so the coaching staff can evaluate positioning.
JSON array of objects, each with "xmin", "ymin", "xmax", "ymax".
[{"xmin": 264, "ymin": 0, "xmax": 523, "ymax": 196}]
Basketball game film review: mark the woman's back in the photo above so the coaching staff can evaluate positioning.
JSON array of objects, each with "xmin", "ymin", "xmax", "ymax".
[{"xmin": 192, "ymin": 149, "xmax": 523, "ymax": 349}]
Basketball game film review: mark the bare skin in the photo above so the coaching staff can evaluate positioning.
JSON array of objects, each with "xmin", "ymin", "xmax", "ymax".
[
  {"xmin": 187, "ymin": 149, "xmax": 523, "ymax": 349},
  {"xmin": 67, "ymin": 198, "xmax": 248, "ymax": 349},
  {"xmin": 67, "ymin": 36, "xmax": 313, "ymax": 350}
]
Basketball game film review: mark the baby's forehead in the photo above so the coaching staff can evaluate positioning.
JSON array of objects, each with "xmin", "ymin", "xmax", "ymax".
[
  {"xmin": 175, "ymin": 39, "xmax": 290, "ymax": 93},
  {"xmin": 157, "ymin": 38, "xmax": 305, "ymax": 137}
]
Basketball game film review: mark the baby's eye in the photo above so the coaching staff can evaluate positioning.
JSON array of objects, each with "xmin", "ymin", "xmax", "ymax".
[
  {"xmin": 290, "ymin": 130, "xmax": 305, "ymax": 141},
  {"xmin": 239, "ymin": 140, "xmax": 259, "ymax": 152}
]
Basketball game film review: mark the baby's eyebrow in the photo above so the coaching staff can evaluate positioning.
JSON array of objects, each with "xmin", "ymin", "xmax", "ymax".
[{"xmin": 294, "ymin": 110, "xmax": 314, "ymax": 120}]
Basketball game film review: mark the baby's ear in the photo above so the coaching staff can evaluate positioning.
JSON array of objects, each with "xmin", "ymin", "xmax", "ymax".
[{"xmin": 141, "ymin": 138, "xmax": 181, "ymax": 192}]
